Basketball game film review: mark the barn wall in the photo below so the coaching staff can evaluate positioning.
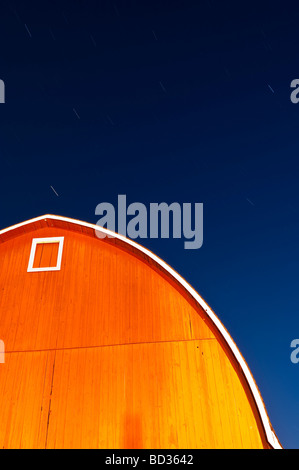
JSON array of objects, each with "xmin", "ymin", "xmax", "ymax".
[{"xmin": 0, "ymin": 227, "xmax": 265, "ymax": 448}]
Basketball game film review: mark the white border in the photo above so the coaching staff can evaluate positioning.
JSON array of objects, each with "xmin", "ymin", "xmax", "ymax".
[
  {"xmin": 27, "ymin": 236, "xmax": 64, "ymax": 272},
  {"xmin": 0, "ymin": 214, "xmax": 281, "ymax": 448}
]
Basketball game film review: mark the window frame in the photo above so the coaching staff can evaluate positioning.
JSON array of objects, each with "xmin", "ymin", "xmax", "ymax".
[{"xmin": 27, "ymin": 236, "xmax": 64, "ymax": 272}]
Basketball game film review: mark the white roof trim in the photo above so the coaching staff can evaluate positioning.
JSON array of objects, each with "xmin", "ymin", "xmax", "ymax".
[{"xmin": 0, "ymin": 214, "xmax": 282, "ymax": 449}]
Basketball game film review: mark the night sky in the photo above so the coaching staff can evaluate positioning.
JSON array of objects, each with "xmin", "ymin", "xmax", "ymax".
[{"xmin": 1, "ymin": 0, "xmax": 299, "ymax": 448}]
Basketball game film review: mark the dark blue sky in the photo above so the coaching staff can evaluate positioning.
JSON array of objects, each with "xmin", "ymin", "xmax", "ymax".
[{"xmin": 1, "ymin": 0, "xmax": 299, "ymax": 448}]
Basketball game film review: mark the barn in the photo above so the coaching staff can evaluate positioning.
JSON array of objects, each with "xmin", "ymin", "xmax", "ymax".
[{"xmin": 0, "ymin": 214, "xmax": 281, "ymax": 448}]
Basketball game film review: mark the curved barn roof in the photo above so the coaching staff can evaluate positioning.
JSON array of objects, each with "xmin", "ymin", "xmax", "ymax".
[{"xmin": 0, "ymin": 214, "xmax": 281, "ymax": 449}]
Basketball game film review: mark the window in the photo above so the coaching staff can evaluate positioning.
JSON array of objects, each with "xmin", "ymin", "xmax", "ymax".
[{"xmin": 27, "ymin": 237, "xmax": 64, "ymax": 272}]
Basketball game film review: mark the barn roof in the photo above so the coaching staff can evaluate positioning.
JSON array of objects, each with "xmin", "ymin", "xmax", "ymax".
[{"xmin": 0, "ymin": 214, "xmax": 281, "ymax": 449}]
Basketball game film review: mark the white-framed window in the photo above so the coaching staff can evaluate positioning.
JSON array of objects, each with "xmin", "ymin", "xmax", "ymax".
[{"xmin": 27, "ymin": 237, "xmax": 64, "ymax": 272}]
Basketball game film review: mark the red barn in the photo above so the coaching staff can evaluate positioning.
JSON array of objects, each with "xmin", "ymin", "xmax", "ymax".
[{"xmin": 0, "ymin": 214, "xmax": 281, "ymax": 448}]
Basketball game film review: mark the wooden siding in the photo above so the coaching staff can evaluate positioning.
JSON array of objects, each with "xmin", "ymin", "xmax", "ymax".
[
  {"xmin": 32, "ymin": 242, "xmax": 59, "ymax": 269},
  {"xmin": 0, "ymin": 226, "xmax": 269, "ymax": 448}
]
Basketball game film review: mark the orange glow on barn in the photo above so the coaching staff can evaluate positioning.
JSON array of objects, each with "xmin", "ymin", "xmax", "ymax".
[{"xmin": 0, "ymin": 215, "xmax": 281, "ymax": 449}]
